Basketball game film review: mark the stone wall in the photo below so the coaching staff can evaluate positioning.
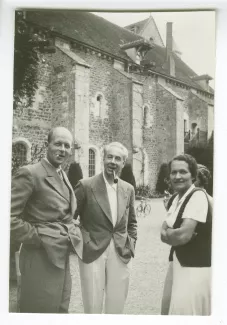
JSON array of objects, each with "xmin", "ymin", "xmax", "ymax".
[
  {"xmin": 140, "ymin": 75, "xmax": 159, "ymax": 189},
  {"xmin": 12, "ymin": 36, "xmax": 214, "ymax": 189},
  {"xmin": 13, "ymin": 53, "xmax": 53, "ymax": 156},
  {"xmin": 156, "ymin": 83, "xmax": 177, "ymax": 166},
  {"xmin": 110, "ymin": 70, "xmax": 133, "ymax": 161}
]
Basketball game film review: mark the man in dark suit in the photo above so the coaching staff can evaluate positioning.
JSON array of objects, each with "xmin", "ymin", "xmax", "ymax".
[
  {"xmin": 74, "ymin": 142, "xmax": 137, "ymax": 314},
  {"xmin": 10, "ymin": 127, "xmax": 83, "ymax": 313}
]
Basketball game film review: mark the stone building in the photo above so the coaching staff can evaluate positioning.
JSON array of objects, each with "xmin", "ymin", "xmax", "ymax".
[{"xmin": 12, "ymin": 11, "xmax": 214, "ymax": 189}]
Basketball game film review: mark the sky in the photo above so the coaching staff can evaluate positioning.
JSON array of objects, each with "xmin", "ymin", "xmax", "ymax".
[{"xmin": 93, "ymin": 11, "xmax": 215, "ymax": 88}]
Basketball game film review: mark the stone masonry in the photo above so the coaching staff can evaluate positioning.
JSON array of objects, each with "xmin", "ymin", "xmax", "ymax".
[{"xmin": 12, "ymin": 33, "xmax": 214, "ymax": 189}]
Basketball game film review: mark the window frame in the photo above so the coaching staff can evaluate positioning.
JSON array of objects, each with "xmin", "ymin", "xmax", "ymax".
[{"xmin": 88, "ymin": 148, "xmax": 96, "ymax": 177}]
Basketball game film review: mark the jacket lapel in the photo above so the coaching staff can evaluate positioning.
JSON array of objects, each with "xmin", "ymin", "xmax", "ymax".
[
  {"xmin": 41, "ymin": 159, "xmax": 70, "ymax": 203},
  {"xmin": 117, "ymin": 179, "xmax": 129, "ymax": 224},
  {"xmin": 62, "ymin": 170, "xmax": 77, "ymax": 212},
  {"xmin": 91, "ymin": 174, "xmax": 112, "ymax": 225}
]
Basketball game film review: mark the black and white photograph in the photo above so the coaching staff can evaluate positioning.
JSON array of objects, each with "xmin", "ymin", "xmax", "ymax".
[
  {"xmin": 8, "ymin": 8, "xmax": 215, "ymax": 316},
  {"xmin": 2, "ymin": 3, "xmax": 226, "ymax": 322}
]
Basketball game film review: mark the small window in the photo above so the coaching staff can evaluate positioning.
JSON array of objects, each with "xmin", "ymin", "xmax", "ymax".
[
  {"xmin": 91, "ymin": 92, "xmax": 107, "ymax": 118},
  {"xmin": 184, "ymin": 119, "xmax": 187, "ymax": 133},
  {"xmin": 89, "ymin": 149, "xmax": 96, "ymax": 177},
  {"xmin": 95, "ymin": 94, "xmax": 102, "ymax": 116},
  {"xmin": 143, "ymin": 106, "xmax": 149, "ymax": 126},
  {"xmin": 12, "ymin": 142, "xmax": 27, "ymax": 166},
  {"xmin": 197, "ymin": 127, "xmax": 200, "ymax": 140}
]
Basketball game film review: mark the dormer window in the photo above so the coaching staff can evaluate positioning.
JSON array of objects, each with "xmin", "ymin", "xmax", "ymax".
[{"xmin": 120, "ymin": 39, "xmax": 153, "ymax": 66}]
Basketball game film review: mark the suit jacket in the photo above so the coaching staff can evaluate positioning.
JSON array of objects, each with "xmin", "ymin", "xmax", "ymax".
[
  {"xmin": 74, "ymin": 173, "xmax": 137, "ymax": 264},
  {"xmin": 11, "ymin": 159, "xmax": 83, "ymax": 269}
]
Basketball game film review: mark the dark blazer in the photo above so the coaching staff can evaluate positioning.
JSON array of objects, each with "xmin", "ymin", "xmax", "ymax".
[
  {"xmin": 168, "ymin": 188, "xmax": 212, "ymax": 267},
  {"xmin": 74, "ymin": 173, "xmax": 137, "ymax": 264},
  {"xmin": 11, "ymin": 159, "xmax": 83, "ymax": 269}
]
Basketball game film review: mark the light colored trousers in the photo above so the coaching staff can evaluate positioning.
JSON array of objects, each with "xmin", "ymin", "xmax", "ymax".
[
  {"xmin": 79, "ymin": 239, "xmax": 132, "ymax": 314},
  {"xmin": 161, "ymin": 262, "xmax": 173, "ymax": 315}
]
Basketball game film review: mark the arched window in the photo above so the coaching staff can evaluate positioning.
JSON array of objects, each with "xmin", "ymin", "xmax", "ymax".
[
  {"xmin": 191, "ymin": 122, "xmax": 197, "ymax": 137},
  {"xmin": 89, "ymin": 149, "xmax": 96, "ymax": 177},
  {"xmin": 143, "ymin": 106, "xmax": 149, "ymax": 126},
  {"xmin": 95, "ymin": 94, "xmax": 102, "ymax": 116},
  {"xmin": 12, "ymin": 142, "xmax": 27, "ymax": 166},
  {"xmin": 91, "ymin": 92, "xmax": 108, "ymax": 118}
]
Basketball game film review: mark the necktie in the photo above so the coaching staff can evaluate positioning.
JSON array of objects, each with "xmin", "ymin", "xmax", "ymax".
[{"xmin": 57, "ymin": 169, "xmax": 63, "ymax": 180}]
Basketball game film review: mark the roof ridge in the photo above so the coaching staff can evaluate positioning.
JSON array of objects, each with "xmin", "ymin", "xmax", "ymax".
[{"xmin": 149, "ymin": 15, "xmax": 164, "ymax": 47}]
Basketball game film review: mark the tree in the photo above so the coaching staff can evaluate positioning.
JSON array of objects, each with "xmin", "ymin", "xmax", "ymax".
[
  {"xmin": 120, "ymin": 163, "xmax": 136, "ymax": 192},
  {"xmin": 68, "ymin": 162, "xmax": 83, "ymax": 190},
  {"xmin": 186, "ymin": 132, "xmax": 214, "ymax": 195},
  {"xmin": 156, "ymin": 162, "xmax": 172, "ymax": 194},
  {"xmin": 14, "ymin": 11, "xmax": 55, "ymax": 109}
]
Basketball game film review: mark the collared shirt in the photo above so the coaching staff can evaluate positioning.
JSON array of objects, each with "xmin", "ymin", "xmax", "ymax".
[
  {"xmin": 103, "ymin": 172, "xmax": 118, "ymax": 227},
  {"xmin": 166, "ymin": 184, "xmax": 208, "ymax": 228}
]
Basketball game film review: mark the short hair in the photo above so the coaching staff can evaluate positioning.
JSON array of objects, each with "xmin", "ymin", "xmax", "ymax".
[
  {"xmin": 47, "ymin": 127, "xmax": 72, "ymax": 144},
  {"xmin": 103, "ymin": 142, "xmax": 128, "ymax": 161},
  {"xmin": 169, "ymin": 153, "xmax": 198, "ymax": 182},
  {"xmin": 196, "ymin": 164, "xmax": 211, "ymax": 190}
]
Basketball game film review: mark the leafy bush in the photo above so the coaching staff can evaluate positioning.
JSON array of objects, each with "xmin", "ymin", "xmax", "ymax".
[
  {"xmin": 155, "ymin": 163, "xmax": 172, "ymax": 194},
  {"xmin": 120, "ymin": 163, "xmax": 136, "ymax": 192},
  {"xmin": 186, "ymin": 132, "xmax": 214, "ymax": 195},
  {"xmin": 68, "ymin": 161, "xmax": 83, "ymax": 190},
  {"xmin": 136, "ymin": 184, "xmax": 163, "ymax": 199},
  {"xmin": 14, "ymin": 11, "xmax": 55, "ymax": 109}
]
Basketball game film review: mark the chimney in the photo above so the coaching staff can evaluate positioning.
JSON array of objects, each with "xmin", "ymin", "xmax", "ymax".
[
  {"xmin": 165, "ymin": 22, "xmax": 175, "ymax": 77},
  {"xmin": 166, "ymin": 22, "xmax": 173, "ymax": 53}
]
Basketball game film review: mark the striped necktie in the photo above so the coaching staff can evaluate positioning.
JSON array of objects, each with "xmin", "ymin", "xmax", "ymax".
[{"xmin": 57, "ymin": 169, "xmax": 63, "ymax": 181}]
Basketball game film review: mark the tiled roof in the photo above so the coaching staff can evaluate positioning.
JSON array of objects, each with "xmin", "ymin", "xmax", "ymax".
[
  {"xmin": 25, "ymin": 10, "xmax": 213, "ymax": 94},
  {"xmin": 144, "ymin": 45, "xmax": 213, "ymax": 92},
  {"xmin": 26, "ymin": 10, "xmax": 143, "ymax": 60}
]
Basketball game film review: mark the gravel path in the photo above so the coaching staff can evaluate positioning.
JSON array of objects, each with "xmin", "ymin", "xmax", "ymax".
[{"xmin": 9, "ymin": 198, "xmax": 169, "ymax": 315}]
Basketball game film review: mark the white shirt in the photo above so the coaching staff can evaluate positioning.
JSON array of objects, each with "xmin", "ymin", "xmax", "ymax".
[
  {"xmin": 166, "ymin": 184, "xmax": 208, "ymax": 228},
  {"xmin": 103, "ymin": 172, "xmax": 118, "ymax": 227}
]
